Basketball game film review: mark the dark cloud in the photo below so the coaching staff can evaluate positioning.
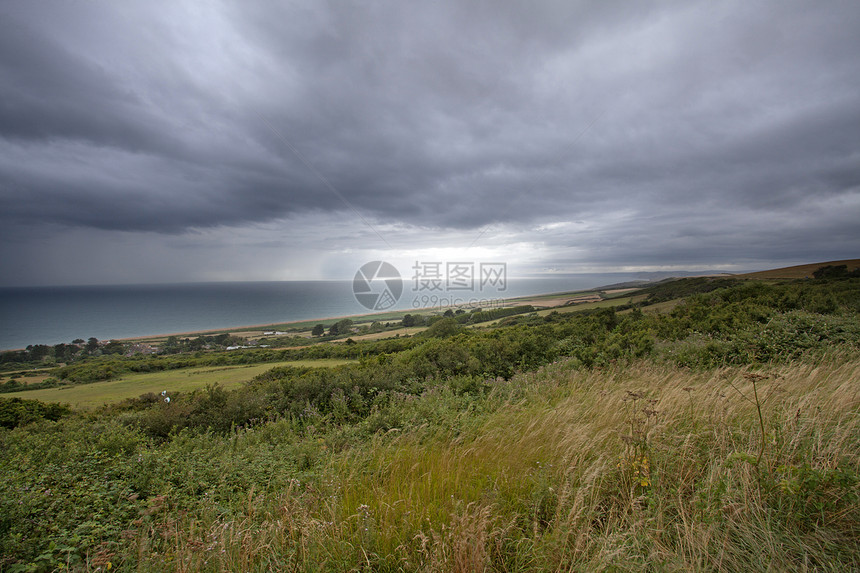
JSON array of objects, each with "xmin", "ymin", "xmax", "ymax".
[{"xmin": 0, "ymin": 0, "xmax": 858, "ymax": 284}]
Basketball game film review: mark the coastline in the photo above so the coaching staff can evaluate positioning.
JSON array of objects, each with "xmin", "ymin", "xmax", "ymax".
[
  {"xmin": 117, "ymin": 287, "xmax": 606, "ymax": 344},
  {"xmin": 1, "ymin": 277, "xmax": 653, "ymax": 351}
]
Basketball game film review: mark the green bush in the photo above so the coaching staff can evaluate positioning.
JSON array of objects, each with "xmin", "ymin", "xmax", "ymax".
[{"xmin": 0, "ymin": 397, "xmax": 71, "ymax": 429}]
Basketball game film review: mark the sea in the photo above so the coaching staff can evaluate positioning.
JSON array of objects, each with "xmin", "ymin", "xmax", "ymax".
[{"xmin": 0, "ymin": 274, "xmax": 646, "ymax": 350}]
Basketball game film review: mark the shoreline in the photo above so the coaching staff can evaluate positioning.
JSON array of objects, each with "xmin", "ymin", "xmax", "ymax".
[
  {"xmin": 119, "ymin": 287, "xmax": 606, "ymax": 343},
  {"xmin": 3, "ymin": 286, "xmax": 618, "ymax": 351},
  {"xmin": 1, "ymin": 278, "xmax": 665, "ymax": 351}
]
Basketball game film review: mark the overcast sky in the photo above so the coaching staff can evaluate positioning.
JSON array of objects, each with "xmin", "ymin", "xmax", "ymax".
[{"xmin": 1, "ymin": 0, "xmax": 858, "ymax": 286}]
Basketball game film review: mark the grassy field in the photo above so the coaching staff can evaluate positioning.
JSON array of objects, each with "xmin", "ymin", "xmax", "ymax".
[
  {"xmin": 345, "ymin": 326, "xmax": 427, "ymax": 341},
  {"xmin": 0, "ymin": 371, "xmax": 51, "ymax": 385},
  {"xmin": 6, "ymin": 356, "xmax": 856, "ymax": 571},
  {"xmin": 533, "ymin": 294, "xmax": 643, "ymax": 317},
  {"xmin": 2, "ymin": 359, "xmax": 351, "ymax": 408},
  {"xmin": 296, "ymin": 357, "xmax": 859, "ymax": 572}
]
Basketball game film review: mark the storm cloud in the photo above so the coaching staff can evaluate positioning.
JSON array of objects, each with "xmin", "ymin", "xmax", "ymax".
[{"xmin": 1, "ymin": 0, "xmax": 858, "ymax": 284}]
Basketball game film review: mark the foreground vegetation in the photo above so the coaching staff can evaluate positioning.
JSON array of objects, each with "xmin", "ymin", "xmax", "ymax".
[{"xmin": 1, "ymin": 273, "xmax": 859, "ymax": 571}]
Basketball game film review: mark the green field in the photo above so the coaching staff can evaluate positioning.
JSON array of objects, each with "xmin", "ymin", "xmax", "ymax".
[
  {"xmin": 515, "ymin": 294, "xmax": 643, "ymax": 319},
  {"xmin": 2, "ymin": 359, "xmax": 351, "ymax": 408}
]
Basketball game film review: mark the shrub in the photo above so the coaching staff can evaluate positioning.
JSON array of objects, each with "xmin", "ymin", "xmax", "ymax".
[{"xmin": 0, "ymin": 397, "xmax": 71, "ymax": 429}]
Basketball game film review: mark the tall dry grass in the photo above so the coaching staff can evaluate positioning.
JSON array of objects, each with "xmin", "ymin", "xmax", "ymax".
[{"xmin": 135, "ymin": 356, "xmax": 860, "ymax": 571}]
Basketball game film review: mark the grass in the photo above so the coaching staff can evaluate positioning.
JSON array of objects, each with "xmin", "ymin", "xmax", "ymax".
[
  {"xmin": 533, "ymin": 296, "xmax": 639, "ymax": 317},
  {"xmin": 346, "ymin": 326, "xmax": 427, "ymax": 341},
  {"xmin": 466, "ymin": 295, "xmax": 638, "ymax": 327},
  {"xmin": 1, "ymin": 359, "xmax": 351, "ymax": 408},
  {"xmin": 72, "ymin": 355, "xmax": 857, "ymax": 571},
  {"xmin": 0, "ymin": 372, "xmax": 50, "ymax": 385},
  {"xmin": 323, "ymin": 357, "xmax": 860, "ymax": 570}
]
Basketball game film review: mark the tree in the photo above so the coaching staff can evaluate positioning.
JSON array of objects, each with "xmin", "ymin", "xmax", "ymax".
[
  {"xmin": 85, "ymin": 337, "xmax": 99, "ymax": 354},
  {"xmin": 162, "ymin": 336, "xmax": 180, "ymax": 354},
  {"xmin": 402, "ymin": 314, "xmax": 416, "ymax": 327},
  {"xmin": 27, "ymin": 345, "xmax": 50, "ymax": 361},
  {"xmin": 328, "ymin": 319, "xmax": 353, "ymax": 337},
  {"xmin": 422, "ymin": 317, "xmax": 462, "ymax": 338},
  {"xmin": 102, "ymin": 341, "xmax": 126, "ymax": 355},
  {"xmin": 53, "ymin": 343, "xmax": 73, "ymax": 362},
  {"xmin": 312, "ymin": 324, "xmax": 325, "ymax": 337}
]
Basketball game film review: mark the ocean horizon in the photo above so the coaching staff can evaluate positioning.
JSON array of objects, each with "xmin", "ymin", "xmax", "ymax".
[{"xmin": 0, "ymin": 274, "xmax": 645, "ymax": 350}]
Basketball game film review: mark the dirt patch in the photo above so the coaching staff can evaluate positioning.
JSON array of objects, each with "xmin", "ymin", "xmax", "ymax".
[{"xmin": 602, "ymin": 288, "xmax": 639, "ymax": 295}]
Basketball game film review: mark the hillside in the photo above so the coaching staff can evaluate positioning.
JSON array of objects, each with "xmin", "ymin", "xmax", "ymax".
[
  {"xmin": 1, "ymin": 272, "xmax": 859, "ymax": 571},
  {"xmin": 737, "ymin": 258, "xmax": 860, "ymax": 279}
]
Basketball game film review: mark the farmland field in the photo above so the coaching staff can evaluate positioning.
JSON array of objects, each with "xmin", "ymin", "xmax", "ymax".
[{"xmin": 1, "ymin": 359, "xmax": 352, "ymax": 408}]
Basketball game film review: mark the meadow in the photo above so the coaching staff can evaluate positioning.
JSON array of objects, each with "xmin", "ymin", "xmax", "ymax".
[
  {"xmin": 1, "ymin": 270, "xmax": 859, "ymax": 571},
  {"xmin": 1, "ymin": 360, "xmax": 352, "ymax": 409}
]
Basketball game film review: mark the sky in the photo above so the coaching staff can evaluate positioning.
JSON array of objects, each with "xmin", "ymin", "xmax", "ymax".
[{"xmin": 1, "ymin": 0, "xmax": 859, "ymax": 286}]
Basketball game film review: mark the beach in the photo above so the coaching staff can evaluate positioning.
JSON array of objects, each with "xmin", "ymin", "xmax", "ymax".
[{"xmin": 0, "ymin": 275, "xmax": 645, "ymax": 350}]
